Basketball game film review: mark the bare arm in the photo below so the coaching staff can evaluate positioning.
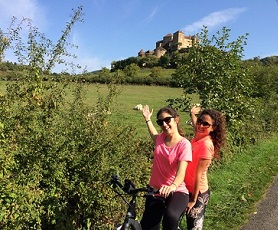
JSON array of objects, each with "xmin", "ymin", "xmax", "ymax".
[
  {"xmin": 186, "ymin": 158, "xmax": 211, "ymax": 213},
  {"xmin": 190, "ymin": 105, "xmax": 201, "ymax": 132},
  {"xmin": 172, "ymin": 160, "xmax": 188, "ymax": 188},
  {"xmin": 142, "ymin": 105, "xmax": 158, "ymax": 142},
  {"xmin": 159, "ymin": 160, "xmax": 188, "ymax": 197}
]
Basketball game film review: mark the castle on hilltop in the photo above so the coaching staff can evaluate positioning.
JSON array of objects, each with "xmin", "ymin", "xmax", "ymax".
[{"xmin": 138, "ymin": 30, "xmax": 197, "ymax": 58}]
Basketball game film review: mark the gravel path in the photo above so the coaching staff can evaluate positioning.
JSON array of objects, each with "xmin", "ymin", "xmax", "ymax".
[{"xmin": 240, "ymin": 176, "xmax": 278, "ymax": 230}]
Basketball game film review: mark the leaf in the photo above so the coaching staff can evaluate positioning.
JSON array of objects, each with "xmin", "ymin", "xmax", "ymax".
[{"xmin": 241, "ymin": 195, "xmax": 247, "ymax": 202}]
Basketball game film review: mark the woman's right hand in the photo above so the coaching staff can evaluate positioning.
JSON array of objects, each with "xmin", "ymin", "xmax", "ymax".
[
  {"xmin": 159, "ymin": 184, "xmax": 176, "ymax": 198},
  {"xmin": 190, "ymin": 104, "xmax": 201, "ymax": 115},
  {"xmin": 142, "ymin": 105, "xmax": 153, "ymax": 121}
]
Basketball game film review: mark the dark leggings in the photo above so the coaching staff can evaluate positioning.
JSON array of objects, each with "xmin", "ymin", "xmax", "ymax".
[
  {"xmin": 186, "ymin": 189, "xmax": 210, "ymax": 230},
  {"xmin": 140, "ymin": 192, "xmax": 189, "ymax": 230}
]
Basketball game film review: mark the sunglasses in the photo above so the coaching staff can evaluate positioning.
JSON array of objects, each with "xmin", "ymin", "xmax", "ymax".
[
  {"xmin": 156, "ymin": 117, "xmax": 174, "ymax": 126},
  {"xmin": 196, "ymin": 119, "xmax": 212, "ymax": 127}
]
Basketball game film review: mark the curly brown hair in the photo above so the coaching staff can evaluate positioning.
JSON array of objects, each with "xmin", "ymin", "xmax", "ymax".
[{"xmin": 198, "ymin": 109, "xmax": 226, "ymax": 157}]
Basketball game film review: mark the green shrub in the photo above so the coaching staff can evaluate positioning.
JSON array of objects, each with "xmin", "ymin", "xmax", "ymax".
[
  {"xmin": 0, "ymin": 6, "xmax": 154, "ymax": 229},
  {"xmin": 0, "ymin": 78, "xmax": 153, "ymax": 229}
]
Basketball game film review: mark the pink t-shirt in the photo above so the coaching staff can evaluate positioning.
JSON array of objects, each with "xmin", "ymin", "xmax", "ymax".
[
  {"xmin": 185, "ymin": 135, "xmax": 214, "ymax": 193},
  {"xmin": 149, "ymin": 133, "xmax": 192, "ymax": 194}
]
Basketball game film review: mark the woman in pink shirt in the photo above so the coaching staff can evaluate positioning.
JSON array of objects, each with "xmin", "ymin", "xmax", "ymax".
[
  {"xmin": 185, "ymin": 106, "xmax": 226, "ymax": 229},
  {"xmin": 141, "ymin": 105, "xmax": 192, "ymax": 230}
]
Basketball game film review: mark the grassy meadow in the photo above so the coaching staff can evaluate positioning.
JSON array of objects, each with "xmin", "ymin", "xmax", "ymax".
[
  {"xmin": 76, "ymin": 83, "xmax": 199, "ymax": 139},
  {"xmin": 0, "ymin": 80, "xmax": 198, "ymax": 139}
]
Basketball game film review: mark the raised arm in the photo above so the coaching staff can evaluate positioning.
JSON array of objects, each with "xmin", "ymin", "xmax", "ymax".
[
  {"xmin": 190, "ymin": 105, "xmax": 202, "ymax": 132},
  {"xmin": 142, "ymin": 105, "xmax": 158, "ymax": 142}
]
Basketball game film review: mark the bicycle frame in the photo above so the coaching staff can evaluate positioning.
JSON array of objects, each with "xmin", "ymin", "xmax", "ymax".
[
  {"xmin": 109, "ymin": 175, "xmax": 182, "ymax": 230},
  {"xmin": 121, "ymin": 194, "xmax": 137, "ymax": 228},
  {"xmin": 110, "ymin": 175, "xmax": 156, "ymax": 230}
]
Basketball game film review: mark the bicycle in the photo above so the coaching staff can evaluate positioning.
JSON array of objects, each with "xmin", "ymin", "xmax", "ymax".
[
  {"xmin": 109, "ymin": 174, "xmax": 159, "ymax": 230},
  {"xmin": 109, "ymin": 174, "xmax": 184, "ymax": 230}
]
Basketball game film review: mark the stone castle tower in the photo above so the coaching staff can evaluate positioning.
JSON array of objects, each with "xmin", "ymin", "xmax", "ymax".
[{"xmin": 138, "ymin": 30, "xmax": 197, "ymax": 58}]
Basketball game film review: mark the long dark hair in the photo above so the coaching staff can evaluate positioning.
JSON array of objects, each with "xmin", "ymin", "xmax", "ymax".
[
  {"xmin": 156, "ymin": 106, "xmax": 184, "ymax": 136},
  {"xmin": 199, "ymin": 109, "xmax": 226, "ymax": 157}
]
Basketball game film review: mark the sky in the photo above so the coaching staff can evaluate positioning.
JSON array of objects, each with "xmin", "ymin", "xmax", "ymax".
[{"xmin": 0, "ymin": 0, "xmax": 278, "ymax": 73}]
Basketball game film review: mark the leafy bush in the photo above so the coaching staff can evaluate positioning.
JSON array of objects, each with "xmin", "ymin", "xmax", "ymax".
[
  {"xmin": 0, "ymin": 76, "xmax": 153, "ymax": 229},
  {"xmin": 0, "ymin": 6, "xmax": 154, "ymax": 229}
]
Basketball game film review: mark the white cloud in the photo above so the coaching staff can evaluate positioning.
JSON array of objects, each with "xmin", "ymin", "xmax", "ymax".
[
  {"xmin": 71, "ymin": 31, "xmax": 109, "ymax": 71},
  {"xmin": 79, "ymin": 56, "xmax": 111, "ymax": 72},
  {"xmin": 0, "ymin": 0, "xmax": 47, "ymax": 64},
  {"xmin": 183, "ymin": 8, "xmax": 247, "ymax": 35},
  {"xmin": 52, "ymin": 30, "xmax": 111, "ymax": 73},
  {"xmin": 145, "ymin": 6, "xmax": 159, "ymax": 23},
  {"xmin": 0, "ymin": 0, "xmax": 45, "ymax": 29}
]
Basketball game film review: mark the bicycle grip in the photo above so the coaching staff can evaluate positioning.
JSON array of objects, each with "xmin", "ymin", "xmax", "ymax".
[{"xmin": 110, "ymin": 174, "xmax": 123, "ymax": 188}]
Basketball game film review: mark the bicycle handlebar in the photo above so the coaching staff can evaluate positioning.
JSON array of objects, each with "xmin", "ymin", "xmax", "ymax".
[
  {"xmin": 110, "ymin": 174, "xmax": 159, "ymax": 195},
  {"xmin": 110, "ymin": 174, "xmax": 124, "ymax": 189}
]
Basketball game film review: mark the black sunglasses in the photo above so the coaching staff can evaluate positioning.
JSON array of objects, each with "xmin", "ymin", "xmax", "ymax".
[
  {"xmin": 156, "ymin": 117, "xmax": 174, "ymax": 126},
  {"xmin": 196, "ymin": 119, "xmax": 212, "ymax": 127}
]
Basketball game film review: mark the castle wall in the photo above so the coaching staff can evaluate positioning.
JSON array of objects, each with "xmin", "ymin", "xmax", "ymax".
[{"xmin": 139, "ymin": 30, "xmax": 197, "ymax": 58}]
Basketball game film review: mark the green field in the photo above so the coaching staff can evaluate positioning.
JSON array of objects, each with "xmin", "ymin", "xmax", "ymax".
[
  {"xmin": 0, "ymin": 81, "xmax": 198, "ymax": 138},
  {"xmin": 0, "ymin": 80, "xmax": 199, "ymax": 150},
  {"xmin": 81, "ymin": 83, "xmax": 199, "ymax": 138}
]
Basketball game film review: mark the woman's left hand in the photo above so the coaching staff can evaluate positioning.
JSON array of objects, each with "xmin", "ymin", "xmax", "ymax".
[{"xmin": 186, "ymin": 201, "xmax": 196, "ymax": 214}]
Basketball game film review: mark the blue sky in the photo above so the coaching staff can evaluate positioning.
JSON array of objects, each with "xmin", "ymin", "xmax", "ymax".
[{"xmin": 1, "ymin": 0, "xmax": 278, "ymax": 73}]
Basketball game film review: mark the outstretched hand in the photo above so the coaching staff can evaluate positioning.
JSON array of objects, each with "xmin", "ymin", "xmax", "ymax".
[{"xmin": 142, "ymin": 105, "xmax": 153, "ymax": 121}]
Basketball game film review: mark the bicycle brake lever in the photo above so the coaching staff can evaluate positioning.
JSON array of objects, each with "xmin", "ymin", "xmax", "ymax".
[
  {"xmin": 146, "ymin": 184, "xmax": 159, "ymax": 194},
  {"xmin": 123, "ymin": 179, "xmax": 136, "ymax": 194}
]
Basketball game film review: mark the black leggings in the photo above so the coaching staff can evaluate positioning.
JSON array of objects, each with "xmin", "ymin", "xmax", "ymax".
[{"xmin": 140, "ymin": 192, "xmax": 189, "ymax": 230}]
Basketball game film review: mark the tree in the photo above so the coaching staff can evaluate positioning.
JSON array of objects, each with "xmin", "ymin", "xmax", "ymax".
[
  {"xmin": 158, "ymin": 55, "xmax": 170, "ymax": 68},
  {"xmin": 2, "ymin": 7, "xmax": 83, "ymax": 74},
  {"xmin": 124, "ymin": 63, "xmax": 140, "ymax": 78},
  {"xmin": 0, "ymin": 33, "xmax": 10, "ymax": 63},
  {"xmin": 169, "ymin": 26, "xmax": 257, "ymax": 147}
]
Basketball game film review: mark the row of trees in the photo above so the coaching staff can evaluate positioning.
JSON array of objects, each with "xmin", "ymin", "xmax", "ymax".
[
  {"xmin": 2, "ymin": 55, "xmax": 278, "ymax": 91},
  {"xmin": 0, "ymin": 6, "xmax": 277, "ymax": 229},
  {"xmin": 111, "ymin": 49, "xmax": 189, "ymax": 71}
]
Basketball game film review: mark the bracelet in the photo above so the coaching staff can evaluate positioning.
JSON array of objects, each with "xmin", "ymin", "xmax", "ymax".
[{"xmin": 146, "ymin": 120, "xmax": 151, "ymax": 123}]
